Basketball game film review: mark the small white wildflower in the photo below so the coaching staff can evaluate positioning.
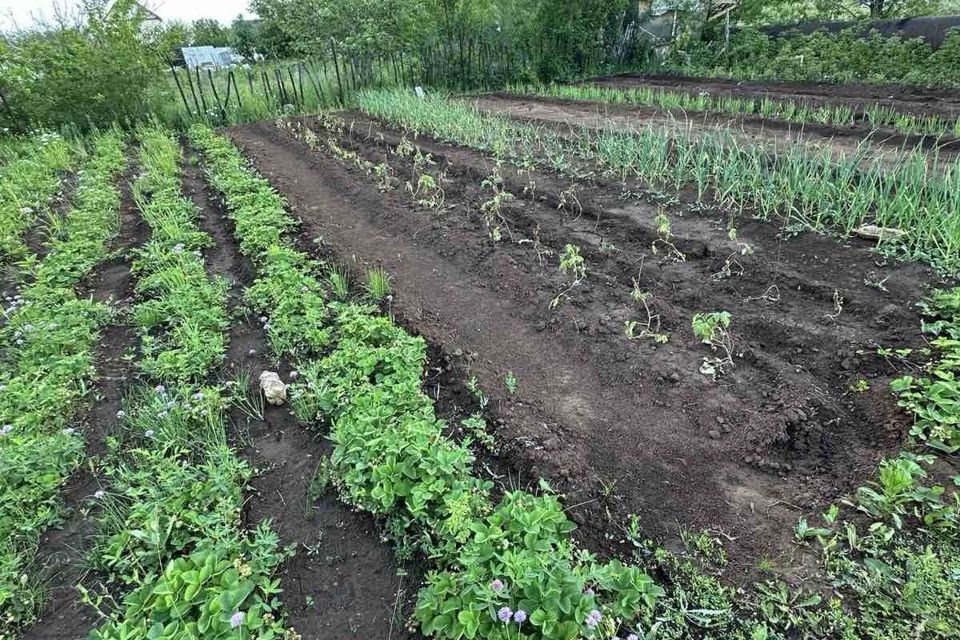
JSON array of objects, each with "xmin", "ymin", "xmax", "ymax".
[
  {"xmin": 116, "ymin": 410, "xmax": 126, "ymax": 419},
  {"xmin": 144, "ymin": 429, "xmax": 155, "ymax": 438},
  {"xmin": 229, "ymin": 611, "xmax": 245, "ymax": 629},
  {"xmin": 93, "ymin": 490, "xmax": 105, "ymax": 499},
  {"xmin": 155, "ymin": 384, "xmax": 166, "ymax": 394}
]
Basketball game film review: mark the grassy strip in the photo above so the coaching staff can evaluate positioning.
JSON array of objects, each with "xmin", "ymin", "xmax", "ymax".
[
  {"xmin": 0, "ymin": 133, "xmax": 73, "ymax": 265},
  {"xmin": 191, "ymin": 123, "xmax": 664, "ymax": 640},
  {"xmin": 512, "ymin": 83, "xmax": 960, "ymax": 140},
  {"xmin": 83, "ymin": 125, "xmax": 296, "ymax": 640},
  {"xmin": 357, "ymin": 89, "xmax": 960, "ymax": 275},
  {"xmin": 0, "ymin": 131, "xmax": 124, "ymax": 637}
]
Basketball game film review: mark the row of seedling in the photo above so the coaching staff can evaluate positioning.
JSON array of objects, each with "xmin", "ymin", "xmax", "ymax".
[
  {"xmin": 0, "ymin": 131, "xmax": 125, "ymax": 636},
  {"xmin": 81, "ymin": 126, "xmax": 296, "ymax": 639},
  {"xmin": 357, "ymin": 89, "xmax": 960, "ymax": 275},
  {"xmin": 515, "ymin": 82, "xmax": 960, "ymax": 140},
  {"xmin": 0, "ymin": 132, "xmax": 74, "ymax": 264}
]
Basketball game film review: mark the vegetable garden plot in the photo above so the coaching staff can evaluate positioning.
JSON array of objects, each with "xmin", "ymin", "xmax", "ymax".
[{"xmin": 225, "ymin": 112, "xmax": 936, "ymax": 582}]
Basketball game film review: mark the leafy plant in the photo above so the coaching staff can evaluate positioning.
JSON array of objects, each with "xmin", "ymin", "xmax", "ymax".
[{"xmin": 691, "ymin": 312, "xmax": 734, "ymax": 377}]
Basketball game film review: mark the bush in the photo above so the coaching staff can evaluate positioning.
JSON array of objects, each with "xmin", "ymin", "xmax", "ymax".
[
  {"xmin": 668, "ymin": 25, "xmax": 960, "ymax": 88},
  {"xmin": 0, "ymin": 0, "xmax": 179, "ymax": 132}
]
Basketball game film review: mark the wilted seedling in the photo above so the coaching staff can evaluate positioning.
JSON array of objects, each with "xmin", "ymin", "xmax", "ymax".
[
  {"xmin": 366, "ymin": 266, "xmax": 391, "ymax": 301},
  {"xmin": 651, "ymin": 208, "xmax": 686, "ymax": 263},
  {"xmin": 504, "ymin": 371, "xmax": 518, "ymax": 394},
  {"xmin": 551, "ymin": 244, "xmax": 586, "ymax": 309},
  {"xmin": 625, "ymin": 264, "xmax": 668, "ymax": 344},
  {"xmin": 557, "ymin": 185, "xmax": 583, "ymax": 219},
  {"xmin": 714, "ymin": 227, "xmax": 754, "ymax": 280},
  {"xmin": 480, "ymin": 169, "xmax": 514, "ymax": 241},
  {"xmin": 692, "ymin": 311, "xmax": 734, "ymax": 377},
  {"xmin": 373, "ymin": 162, "xmax": 395, "ymax": 192},
  {"xmin": 406, "ymin": 173, "xmax": 445, "ymax": 209}
]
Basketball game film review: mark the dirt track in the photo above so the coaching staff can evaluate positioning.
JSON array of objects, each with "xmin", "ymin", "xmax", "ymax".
[{"xmin": 227, "ymin": 115, "xmax": 931, "ymax": 581}]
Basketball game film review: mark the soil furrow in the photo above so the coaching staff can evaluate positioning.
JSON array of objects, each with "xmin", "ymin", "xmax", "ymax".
[
  {"xmin": 181, "ymin": 151, "xmax": 420, "ymax": 640},
  {"xmin": 22, "ymin": 165, "xmax": 148, "ymax": 640}
]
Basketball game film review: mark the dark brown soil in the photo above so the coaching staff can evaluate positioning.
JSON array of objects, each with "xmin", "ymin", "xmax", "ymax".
[
  {"xmin": 470, "ymin": 93, "xmax": 960, "ymax": 165},
  {"xmin": 181, "ymin": 153, "xmax": 421, "ymax": 640},
  {"xmin": 226, "ymin": 115, "xmax": 936, "ymax": 583},
  {"xmin": 22, "ymin": 167, "xmax": 148, "ymax": 640},
  {"xmin": 586, "ymin": 72, "xmax": 960, "ymax": 120}
]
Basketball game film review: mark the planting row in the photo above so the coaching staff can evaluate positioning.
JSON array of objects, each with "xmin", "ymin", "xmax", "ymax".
[
  {"xmin": 359, "ymin": 90, "xmax": 960, "ymax": 275},
  {"xmin": 0, "ymin": 133, "xmax": 73, "ymax": 265},
  {"xmin": 521, "ymin": 82, "xmax": 960, "ymax": 139},
  {"xmin": 81, "ymin": 126, "xmax": 296, "ymax": 640},
  {"xmin": 0, "ymin": 131, "xmax": 124, "ymax": 637},
  {"xmin": 190, "ymin": 123, "xmax": 670, "ymax": 640}
]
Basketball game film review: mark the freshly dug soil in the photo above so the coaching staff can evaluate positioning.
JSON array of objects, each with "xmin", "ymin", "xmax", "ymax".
[
  {"xmin": 585, "ymin": 72, "xmax": 960, "ymax": 120},
  {"xmin": 226, "ymin": 114, "xmax": 933, "ymax": 584}
]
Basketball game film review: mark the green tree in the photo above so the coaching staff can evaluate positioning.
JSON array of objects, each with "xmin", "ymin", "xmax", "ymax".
[
  {"xmin": 191, "ymin": 18, "xmax": 231, "ymax": 46},
  {"xmin": 231, "ymin": 15, "xmax": 257, "ymax": 58},
  {"xmin": 0, "ymin": 0, "xmax": 178, "ymax": 131}
]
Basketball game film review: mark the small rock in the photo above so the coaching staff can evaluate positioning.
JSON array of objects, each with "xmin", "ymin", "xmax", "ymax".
[
  {"xmin": 259, "ymin": 371, "xmax": 287, "ymax": 406},
  {"xmin": 452, "ymin": 348, "xmax": 463, "ymax": 357},
  {"xmin": 668, "ymin": 372, "xmax": 681, "ymax": 383},
  {"xmin": 248, "ymin": 348, "xmax": 257, "ymax": 356},
  {"xmin": 288, "ymin": 370, "xmax": 299, "ymax": 380},
  {"xmin": 708, "ymin": 429, "xmax": 721, "ymax": 440}
]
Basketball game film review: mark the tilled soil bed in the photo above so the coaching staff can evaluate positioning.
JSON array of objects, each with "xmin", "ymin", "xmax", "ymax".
[{"xmin": 226, "ymin": 114, "xmax": 934, "ymax": 581}]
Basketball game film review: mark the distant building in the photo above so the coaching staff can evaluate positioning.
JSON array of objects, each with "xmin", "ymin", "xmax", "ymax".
[{"xmin": 181, "ymin": 46, "xmax": 241, "ymax": 70}]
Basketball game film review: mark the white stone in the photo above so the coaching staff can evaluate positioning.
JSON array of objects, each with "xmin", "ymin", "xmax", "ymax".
[{"xmin": 259, "ymin": 370, "xmax": 287, "ymax": 406}]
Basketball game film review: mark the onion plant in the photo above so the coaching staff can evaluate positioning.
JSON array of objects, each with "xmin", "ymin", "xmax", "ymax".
[{"xmin": 511, "ymin": 82, "xmax": 960, "ymax": 139}]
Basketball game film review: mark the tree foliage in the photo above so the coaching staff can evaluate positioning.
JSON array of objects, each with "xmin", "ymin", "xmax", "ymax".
[
  {"xmin": 0, "ymin": 0, "xmax": 179, "ymax": 131},
  {"xmin": 191, "ymin": 18, "xmax": 231, "ymax": 47}
]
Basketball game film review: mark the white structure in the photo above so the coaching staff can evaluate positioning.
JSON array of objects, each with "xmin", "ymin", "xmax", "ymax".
[{"xmin": 181, "ymin": 46, "xmax": 241, "ymax": 70}]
